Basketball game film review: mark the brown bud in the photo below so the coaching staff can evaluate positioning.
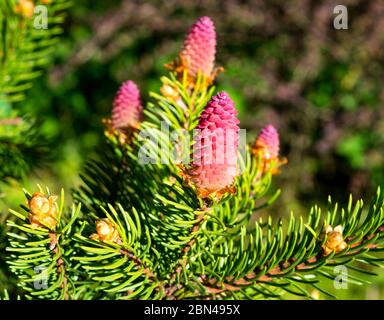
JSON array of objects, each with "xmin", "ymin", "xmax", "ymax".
[
  {"xmin": 28, "ymin": 192, "xmax": 58, "ymax": 230},
  {"xmin": 90, "ymin": 219, "xmax": 121, "ymax": 244},
  {"xmin": 322, "ymin": 225, "xmax": 347, "ymax": 256}
]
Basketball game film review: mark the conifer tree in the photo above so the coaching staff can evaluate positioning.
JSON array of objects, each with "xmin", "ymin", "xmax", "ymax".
[{"xmin": 4, "ymin": 14, "xmax": 384, "ymax": 300}]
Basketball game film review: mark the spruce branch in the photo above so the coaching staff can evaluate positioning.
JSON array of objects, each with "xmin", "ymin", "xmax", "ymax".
[
  {"xmin": 71, "ymin": 18, "xmax": 292, "ymax": 299},
  {"xmin": 167, "ymin": 201, "xmax": 210, "ymax": 287},
  {"xmin": 73, "ymin": 204, "xmax": 168, "ymax": 299},
  {"xmin": 0, "ymin": 0, "xmax": 70, "ymax": 183},
  {"xmin": 7, "ymin": 14, "xmax": 384, "ymax": 301},
  {"xmin": 188, "ymin": 188, "xmax": 384, "ymax": 299},
  {"xmin": 0, "ymin": 0, "xmax": 71, "ymax": 103},
  {"xmin": 6, "ymin": 187, "xmax": 80, "ymax": 299}
]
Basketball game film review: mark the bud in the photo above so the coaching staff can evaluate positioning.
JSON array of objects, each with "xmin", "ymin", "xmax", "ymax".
[
  {"xmin": 322, "ymin": 225, "xmax": 347, "ymax": 256},
  {"xmin": 185, "ymin": 91, "xmax": 239, "ymax": 199},
  {"xmin": 111, "ymin": 80, "xmax": 143, "ymax": 130},
  {"xmin": 28, "ymin": 192, "xmax": 58, "ymax": 230},
  {"xmin": 90, "ymin": 219, "xmax": 121, "ymax": 244}
]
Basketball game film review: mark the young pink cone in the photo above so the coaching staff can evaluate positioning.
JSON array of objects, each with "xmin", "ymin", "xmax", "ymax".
[
  {"xmin": 255, "ymin": 124, "xmax": 280, "ymax": 160},
  {"xmin": 180, "ymin": 16, "xmax": 216, "ymax": 79},
  {"xmin": 252, "ymin": 124, "xmax": 287, "ymax": 175},
  {"xmin": 186, "ymin": 91, "xmax": 239, "ymax": 198},
  {"xmin": 111, "ymin": 80, "xmax": 143, "ymax": 130}
]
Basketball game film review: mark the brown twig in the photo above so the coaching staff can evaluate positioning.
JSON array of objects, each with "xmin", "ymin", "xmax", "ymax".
[
  {"xmin": 120, "ymin": 248, "xmax": 167, "ymax": 298},
  {"xmin": 120, "ymin": 248, "xmax": 155, "ymax": 279},
  {"xmin": 49, "ymin": 233, "xmax": 69, "ymax": 300}
]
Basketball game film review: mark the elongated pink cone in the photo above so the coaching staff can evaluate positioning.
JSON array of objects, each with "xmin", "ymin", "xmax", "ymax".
[
  {"xmin": 111, "ymin": 81, "xmax": 143, "ymax": 129},
  {"xmin": 187, "ymin": 91, "xmax": 239, "ymax": 198},
  {"xmin": 180, "ymin": 16, "xmax": 216, "ymax": 79},
  {"xmin": 255, "ymin": 125, "xmax": 280, "ymax": 159}
]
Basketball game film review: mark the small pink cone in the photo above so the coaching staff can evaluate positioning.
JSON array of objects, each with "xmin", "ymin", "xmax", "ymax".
[
  {"xmin": 180, "ymin": 16, "xmax": 216, "ymax": 79},
  {"xmin": 111, "ymin": 80, "xmax": 143, "ymax": 130},
  {"xmin": 255, "ymin": 124, "xmax": 280, "ymax": 160}
]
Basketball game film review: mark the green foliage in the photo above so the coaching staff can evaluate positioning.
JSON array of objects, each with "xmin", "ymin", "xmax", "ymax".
[
  {"xmin": 0, "ymin": 115, "xmax": 48, "ymax": 182},
  {"xmin": 7, "ymin": 64, "xmax": 384, "ymax": 300},
  {"xmin": 3, "ymin": 2, "xmax": 384, "ymax": 300},
  {"xmin": 336, "ymin": 134, "xmax": 368, "ymax": 169},
  {"xmin": 0, "ymin": 0, "xmax": 70, "ymax": 184},
  {"xmin": 7, "ymin": 187, "xmax": 80, "ymax": 299},
  {"xmin": 7, "ymin": 180, "xmax": 384, "ymax": 299},
  {"xmin": 0, "ymin": 2, "xmax": 71, "ymax": 295},
  {"xmin": 68, "ymin": 67, "xmax": 384, "ymax": 299},
  {"xmin": 0, "ymin": 289, "xmax": 10, "ymax": 300},
  {"xmin": 0, "ymin": 0, "xmax": 71, "ymax": 103},
  {"xmin": 12, "ymin": 1, "xmax": 384, "ymax": 216}
]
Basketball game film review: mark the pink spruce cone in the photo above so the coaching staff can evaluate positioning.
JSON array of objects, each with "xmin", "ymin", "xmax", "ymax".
[
  {"xmin": 187, "ymin": 91, "xmax": 239, "ymax": 197},
  {"xmin": 111, "ymin": 80, "xmax": 143, "ymax": 129},
  {"xmin": 180, "ymin": 16, "xmax": 216, "ymax": 79},
  {"xmin": 252, "ymin": 124, "xmax": 286, "ymax": 176},
  {"xmin": 255, "ymin": 125, "xmax": 280, "ymax": 160}
]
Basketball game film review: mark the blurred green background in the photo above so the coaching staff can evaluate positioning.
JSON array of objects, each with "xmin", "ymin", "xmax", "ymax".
[{"xmin": 2, "ymin": 0, "xmax": 384, "ymax": 299}]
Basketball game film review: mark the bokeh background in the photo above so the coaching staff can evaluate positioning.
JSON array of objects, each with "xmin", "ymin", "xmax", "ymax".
[{"xmin": 2, "ymin": 0, "xmax": 384, "ymax": 299}]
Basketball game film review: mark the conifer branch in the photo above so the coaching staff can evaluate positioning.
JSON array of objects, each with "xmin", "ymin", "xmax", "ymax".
[{"xmin": 5, "ymin": 13, "xmax": 384, "ymax": 301}]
